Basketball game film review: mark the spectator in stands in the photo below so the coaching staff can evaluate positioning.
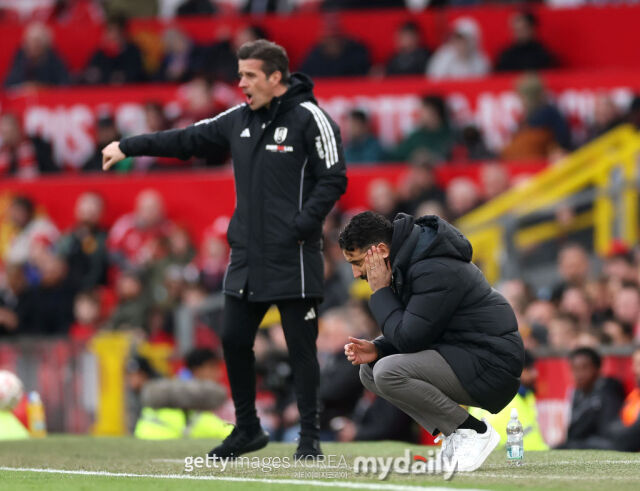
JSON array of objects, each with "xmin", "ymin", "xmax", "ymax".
[
  {"xmin": 390, "ymin": 95, "xmax": 454, "ymax": 163},
  {"xmin": 125, "ymin": 355, "xmax": 159, "ymax": 432},
  {"xmin": 46, "ymin": 0, "xmax": 105, "ymax": 25},
  {"xmin": 625, "ymin": 95, "xmax": 640, "ymax": 129},
  {"xmin": 4, "ymin": 196, "xmax": 60, "ymax": 267},
  {"xmin": 396, "ymin": 153, "xmax": 445, "ymax": 215},
  {"xmin": 69, "ymin": 290, "xmax": 102, "ymax": 342},
  {"xmin": 367, "ymin": 179, "xmax": 399, "ymax": 222},
  {"xmin": 107, "ymin": 189, "xmax": 174, "ymax": 270},
  {"xmin": 83, "ymin": 114, "xmax": 132, "ymax": 172},
  {"xmin": 343, "ymin": 109, "xmax": 386, "ymax": 164},
  {"xmin": 155, "ymin": 27, "xmax": 201, "ymax": 83},
  {"xmin": 0, "ymin": 113, "xmax": 56, "ymax": 177},
  {"xmin": 56, "ymin": 192, "xmax": 109, "ymax": 294},
  {"xmin": 546, "ymin": 313, "xmax": 579, "ymax": 350},
  {"xmin": 103, "ymin": 0, "xmax": 158, "ymax": 18},
  {"xmin": 550, "ymin": 243, "xmax": 591, "ymax": 301},
  {"xmin": 445, "ymin": 177, "xmax": 480, "ymax": 220},
  {"xmin": 501, "ymin": 73, "xmax": 572, "ymax": 160},
  {"xmin": 427, "ymin": 17, "xmax": 489, "ymax": 80},
  {"xmin": 453, "ymin": 125, "xmax": 494, "ymax": 161},
  {"xmin": 4, "ymin": 22, "xmax": 70, "ymax": 88},
  {"xmin": 0, "ymin": 265, "xmax": 34, "ymax": 336},
  {"xmin": 205, "ymin": 25, "xmax": 268, "ymax": 84},
  {"xmin": 480, "ymin": 162, "xmax": 510, "ymax": 202},
  {"xmin": 611, "ymin": 284, "xmax": 640, "ymax": 334},
  {"xmin": 197, "ymin": 217, "xmax": 230, "ymax": 292},
  {"xmin": 605, "ymin": 347, "xmax": 640, "ymax": 451},
  {"xmin": 335, "ymin": 395, "xmax": 417, "ymax": 443},
  {"xmin": 559, "ymin": 287, "xmax": 593, "ymax": 331},
  {"xmin": 585, "ymin": 95, "xmax": 624, "ymax": 143},
  {"xmin": 601, "ymin": 319, "xmax": 634, "ymax": 346},
  {"xmin": 83, "ymin": 16, "xmax": 146, "ymax": 85},
  {"xmin": 176, "ymin": 0, "xmax": 217, "ymax": 16},
  {"xmin": 495, "ymin": 11, "xmax": 555, "ymax": 73},
  {"xmin": 299, "ymin": 16, "xmax": 371, "ymax": 78},
  {"xmin": 29, "ymin": 251, "xmax": 75, "ymax": 335},
  {"xmin": 315, "ymin": 309, "xmax": 363, "ymax": 441},
  {"xmin": 414, "ymin": 200, "xmax": 448, "ymax": 221},
  {"xmin": 384, "ymin": 21, "xmax": 430, "ymax": 76},
  {"xmin": 106, "ymin": 269, "xmax": 148, "ymax": 331},
  {"xmin": 558, "ymin": 347, "xmax": 624, "ymax": 449}
]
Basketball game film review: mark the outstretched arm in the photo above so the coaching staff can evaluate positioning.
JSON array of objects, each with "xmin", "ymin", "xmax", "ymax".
[{"xmin": 102, "ymin": 107, "xmax": 239, "ymax": 171}]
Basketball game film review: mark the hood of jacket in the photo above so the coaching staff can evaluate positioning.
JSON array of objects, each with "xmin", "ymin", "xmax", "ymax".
[
  {"xmin": 390, "ymin": 213, "xmax": 473, "ymax": 274},
  {"xmin": 257, "ymin": 72, "xmax": 317, "ymax": 121}
]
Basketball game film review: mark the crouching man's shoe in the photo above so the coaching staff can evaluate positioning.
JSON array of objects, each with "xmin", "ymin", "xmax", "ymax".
[
  {"xmin": 293, "ymin": 436, "xmax": 323, "ymax": 459},
  {"xmin": 208, "ymin": 426, "xmax": 269, "ymax": 459},
  {"xmin": 452, "ymin": 418, "xmax": 500, "ymax": 472}
]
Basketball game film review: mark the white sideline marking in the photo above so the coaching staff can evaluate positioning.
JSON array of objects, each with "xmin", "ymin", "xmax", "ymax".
[{"xmin": 0, "ymin": 467, "xmax": 488, "ymax": 491}]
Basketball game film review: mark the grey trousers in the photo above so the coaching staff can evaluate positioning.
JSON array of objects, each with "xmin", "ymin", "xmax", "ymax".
[{"xmin": 359, "ymin": 349, "xmax": 477, "ymax": 436}]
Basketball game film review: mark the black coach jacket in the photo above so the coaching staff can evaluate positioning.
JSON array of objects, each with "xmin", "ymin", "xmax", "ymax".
[
  {"xmin": 119, "ymin": 73, "xmax": 347, "ymax": 301},
  {"xmin": 369, "ymin": 213, "xmax": 524, "ymax": 413}
]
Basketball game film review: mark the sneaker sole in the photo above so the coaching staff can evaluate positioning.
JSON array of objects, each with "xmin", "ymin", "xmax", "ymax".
[{"xmin": 456, "ymin": 426, "xmax": 501, "ymax": 472}]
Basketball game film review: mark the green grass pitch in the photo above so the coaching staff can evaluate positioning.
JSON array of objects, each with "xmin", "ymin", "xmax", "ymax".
[{"xmin": 1, "ymin": 436, "xmax": 639, "ymax": 490}]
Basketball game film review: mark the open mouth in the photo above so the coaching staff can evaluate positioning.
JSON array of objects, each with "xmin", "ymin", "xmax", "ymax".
[{"xmin": 245, "ymin": 93, "xmax": 253, "ymax": 105}]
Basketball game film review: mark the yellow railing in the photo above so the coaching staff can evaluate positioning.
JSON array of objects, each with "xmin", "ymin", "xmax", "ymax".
[{"xmin": 457, "ymin": 125, "xmax": 640, "ymax": 284}]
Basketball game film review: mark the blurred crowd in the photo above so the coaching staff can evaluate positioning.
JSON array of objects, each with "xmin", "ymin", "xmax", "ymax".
[{"xmin": 3, "ymin": 11, "xmax": 560, "ymax": 88}]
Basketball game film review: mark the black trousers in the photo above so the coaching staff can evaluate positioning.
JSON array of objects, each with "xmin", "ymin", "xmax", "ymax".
[{"xmin": 221, "ymin": 294, "xmax": 320, "ymax": 439}]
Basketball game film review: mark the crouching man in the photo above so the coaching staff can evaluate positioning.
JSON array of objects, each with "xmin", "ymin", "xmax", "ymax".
[{"xmin": 341, "ymin": 212, "xmax": 524, "ymax": 472}]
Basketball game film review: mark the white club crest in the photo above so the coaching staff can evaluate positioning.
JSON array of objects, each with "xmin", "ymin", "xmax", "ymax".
[{"xmin": 274, "ymin": 127, "xmax": 288, "ymax": 144}]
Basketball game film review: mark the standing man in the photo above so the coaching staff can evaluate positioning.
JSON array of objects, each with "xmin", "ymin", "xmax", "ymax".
[
  {"xmin": 341, "ymin": 211, "xmax": 523, "ymax": 472},
  {"xmin": 102, "ymin": 40, "xmax": 347, "ymax": 458}
]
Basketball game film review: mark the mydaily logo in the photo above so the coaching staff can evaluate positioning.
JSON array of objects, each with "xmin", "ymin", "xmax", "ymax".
[{"xmin": 353, "ymin": 449, "xmax": 457, "ymax": 480}]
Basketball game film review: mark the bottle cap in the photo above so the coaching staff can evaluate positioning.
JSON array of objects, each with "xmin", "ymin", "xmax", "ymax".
[{"xmin": 510, "ymin": 407, "xmax": 518, "ymax": 419}]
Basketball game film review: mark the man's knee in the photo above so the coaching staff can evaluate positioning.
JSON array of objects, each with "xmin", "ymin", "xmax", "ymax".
[
  {"xmin": 359, "ymin": 363, "xmax": 375, "ymax": 389},
  {"xmin": 371, "ymin": 356, "xmax": 406, "ymax": 394}
]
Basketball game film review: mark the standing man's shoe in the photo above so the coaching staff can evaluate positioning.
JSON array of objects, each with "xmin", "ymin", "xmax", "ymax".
[
  {"xmin": 293, "ymin": 436, "xmax": 323, "ymax": 459},
  {"xmin": 208, "ymin": 426, "xmax": 269, "ymax": 459},
  {"xmin": 452, "ymin": 418, "xmax": 500, "ymax": 472}
]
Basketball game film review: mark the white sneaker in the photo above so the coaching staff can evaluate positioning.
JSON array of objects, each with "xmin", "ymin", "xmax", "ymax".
[
  {"xmin": 434, "ymin": 432, "xmax": 455, "ymax": 460},
  {"xmin": 450, "ymin": 418, "xmax": 500, "ymax": 472}
]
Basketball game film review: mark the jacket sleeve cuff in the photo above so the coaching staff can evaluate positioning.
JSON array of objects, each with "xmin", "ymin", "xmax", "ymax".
[
  {"xmin": 368, "ymin": 286, "xmax": 403, "ymax": 332},
  {"xmin": 118, "ymin": 139, "xmax": 130, "ymax": 156}
]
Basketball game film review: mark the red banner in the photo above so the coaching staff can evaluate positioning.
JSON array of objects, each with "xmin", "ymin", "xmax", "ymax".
[{"xmin": 1, "ymin": 71, "xmax": 637, "ymax": 169}]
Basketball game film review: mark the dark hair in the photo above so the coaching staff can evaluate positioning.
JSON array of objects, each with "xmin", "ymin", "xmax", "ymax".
[
  {"xmin": 186, "ymin": 348, "xmax": 219, "ymax": 371},
  {"xmin": 126, "ymin": 356, "xmax": 158, "ymax": 378},
  {"xmin": 237, "ymin": 39, "xmax": 290, "ymax": 83},
  {"xmin": 570, "ymin": 347, "xmax": 601, "ymax": 369},
  {"xmin": 516, "ymin": 11, "xmax": 538, "ymax": 28},
  {"xmin": 421, "ymin": 95, "xmax": 448, "ymax": 126},
  {"xmin": 11, "ymin": 195, "xmax": 34, "ymax": 217},
  {"xmin": 348, "ymin": 109, "xmax": 368, "ymax": 124},
  {"xmin": 399, "ymin": 21, "xmax": 420, "ymax": 34},
  {"xmin": 339, "ymin": 211, "xmax": 393, "ymax": 252},
  {"xmin": 244, "ymin": 25, "xmax": 268, "ymax": 41}
]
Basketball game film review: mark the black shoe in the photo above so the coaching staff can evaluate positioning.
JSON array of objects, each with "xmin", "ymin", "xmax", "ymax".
[
  {"xmin": 208, "ymin": 426, "xmax": 269, "ymax": 459},
  {"xmin": 293, "ymin": 436, "xmax": 323, "ymax": 459}
]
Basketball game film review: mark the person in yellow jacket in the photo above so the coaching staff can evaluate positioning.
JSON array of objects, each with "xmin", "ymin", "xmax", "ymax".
[
  {"xmin": 133, "ymin": 348, "xmax": 234, "ymax": 440},
  {"xmin": 469, "ymin": 350, "xmax": 548, "ymax": 450},
  {"xmin": 0, "ymin": 410, "xmax": 29, "ymax": 440}
]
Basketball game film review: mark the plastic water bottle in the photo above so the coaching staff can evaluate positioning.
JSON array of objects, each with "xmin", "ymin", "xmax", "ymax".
[
  {"xmin": 506, "ymin": 407, "xmax": 523, "ymax": 465},
  {"xmin": 27, "ymin": 391, "xmax": 47, "ymax": 438}
]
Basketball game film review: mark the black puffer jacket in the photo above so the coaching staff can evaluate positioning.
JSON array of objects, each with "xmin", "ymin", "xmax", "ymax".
[
  {"xmin": 369, "ymin": 213, "xmax": 524, "ymax": 413},
  {"xmin": 119, "ymin": 73, "xmax": 347, "ymax": 301}
]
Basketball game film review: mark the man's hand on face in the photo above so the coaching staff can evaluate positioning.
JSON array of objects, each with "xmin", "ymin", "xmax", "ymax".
[
  {"xmin": 344, "ymin": 336, "xmax": 378, "ymax": 365},
  {"xmin": 364, "ymin": 245, "xmax": 391, "ymax": 293}
]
